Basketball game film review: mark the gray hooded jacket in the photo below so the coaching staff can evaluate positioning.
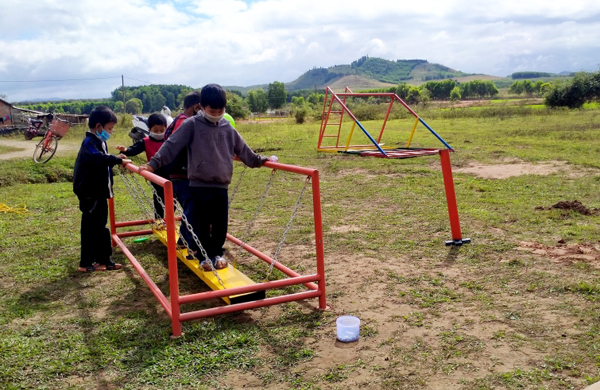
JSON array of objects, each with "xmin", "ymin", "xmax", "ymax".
[{"xmin": 148, "ymin": 113, "xmax": 266, "ymax": 188}]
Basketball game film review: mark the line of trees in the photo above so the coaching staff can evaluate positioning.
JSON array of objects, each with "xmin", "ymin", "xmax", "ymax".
[
  {"xmin": 544, "ymin": 70, "xmax": 600, "ymax": 108},
  {"xmin": 508, "ymin": 80, "xmax": 551, "ymax": 97}
]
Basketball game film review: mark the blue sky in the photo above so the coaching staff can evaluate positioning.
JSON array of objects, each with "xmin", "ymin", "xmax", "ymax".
[{"xmin": 1, "ymin": 0, "xmax": 599, "ymax": 102}]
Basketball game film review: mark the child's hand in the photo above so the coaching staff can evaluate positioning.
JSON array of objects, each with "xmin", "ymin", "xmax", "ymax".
[
  {"xmin": 138, "ymin": 164, "xmax": 154, "ymax": 174},
  {"xmin": 120, "ymin": 158, "xmax": 132, "ymax": 166},
  {"xmin": 268, "ymin": 155, "xmax": 279, "ymax": 163},
  {"xmin": 115, "ymin": 145, "xmax": 127, "ymax": 152},
  {"xmin": 117, "ymin": 153, "xmax": 128, "ymax": 159}
]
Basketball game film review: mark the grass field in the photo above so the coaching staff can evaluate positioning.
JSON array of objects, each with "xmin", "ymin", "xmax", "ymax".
[{"xmin": 1, "ymin": 104, "xmax": 600, "ymax": 389}]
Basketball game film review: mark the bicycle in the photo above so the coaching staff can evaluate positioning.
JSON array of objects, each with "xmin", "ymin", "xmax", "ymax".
[{"xmin": 33, "ymin": 116, "xmax": 70, "ymax": 163}]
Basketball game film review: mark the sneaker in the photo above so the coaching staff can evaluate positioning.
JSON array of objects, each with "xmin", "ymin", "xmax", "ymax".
[
  {"xmin": 213, "ymin": 256, "xmax": 228, "ymax": 269},
  {"xmin": 97, "ymin": 258, "xmax": 122, "ymax": 271},
  {"xmin": 200, "ymin": 259, "xmax": 214, "ymax": 271}
]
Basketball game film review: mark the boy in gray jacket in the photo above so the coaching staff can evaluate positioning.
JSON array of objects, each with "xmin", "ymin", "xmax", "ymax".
[{"xmin": 139, "ymin": 84, "xmax": 272, "ymax": 271}]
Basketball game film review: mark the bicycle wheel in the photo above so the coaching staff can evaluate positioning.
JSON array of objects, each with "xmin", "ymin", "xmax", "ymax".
[{"xmin": 33, "ymin": 136, "xmax": 58, "ymax": 163}]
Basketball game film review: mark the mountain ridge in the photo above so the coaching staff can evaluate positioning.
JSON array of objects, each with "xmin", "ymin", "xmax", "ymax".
[{"xmin": 226, "ymin": 56, "xmax": 482, "ymax": 94}]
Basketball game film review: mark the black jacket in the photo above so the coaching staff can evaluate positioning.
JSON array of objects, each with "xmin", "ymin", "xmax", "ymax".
[{"xmin": 73, "ymin": 132, "xmax": 123, "ymax": 199}]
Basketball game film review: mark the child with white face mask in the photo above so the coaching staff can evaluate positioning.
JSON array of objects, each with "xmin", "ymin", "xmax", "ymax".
[{"xmin": 116, "ymin": 113, "xmax": 168, "ymax": 219}]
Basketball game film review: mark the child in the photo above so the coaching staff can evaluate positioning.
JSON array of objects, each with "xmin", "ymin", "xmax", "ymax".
[
  {"xmin": 73, "ymin": 106, "xmax": 131, "ymax": 273},
  {"xmin": 139, "ymin": 84, "xmax": 276, "ymax": 271},
  {"xmin": 116, "ymin": 113, "xmax": 168, "ymax": 219},
  {"xmin": 163, "ymin": 91, "xmax": 202, "ymax": 249}
]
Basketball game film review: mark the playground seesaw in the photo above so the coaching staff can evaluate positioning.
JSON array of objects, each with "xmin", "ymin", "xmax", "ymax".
[
  {"xmin": 110, "ymin": 160, "xmax": 327, "ymax": 337},
  {"xmin": 317, "ymin": 86, "xmax": 471, "ymax": 246}
]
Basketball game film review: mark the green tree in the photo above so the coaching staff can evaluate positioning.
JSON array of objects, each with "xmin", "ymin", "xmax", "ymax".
[
  {"xmin": 267, "ymin": 81, "xmax": 287, "ymax": 109},
  {"xmin": 126, "ymin": 98, "xmax": 143, "ymax": 114},
  {"xmin": 450, "ymin": 86, "xmax": 461, "ymax": 101},
  {"xmin": 255, "ymin": 89, "xmax": 269, "ymax": 113},
  {"xmin": 396, "ymin": 83, "xmax": 412, "ymax": 101},
  {"xmin": 225, "ymin": 92, "xmax": 248, "ymax": 119},
  {"xmin": 509, "ymin": 81, "xmax": 524, "ymax": 95},
  {"xmin": 114, "ymin": 101, "xmax": 124, "ymax": 113}
]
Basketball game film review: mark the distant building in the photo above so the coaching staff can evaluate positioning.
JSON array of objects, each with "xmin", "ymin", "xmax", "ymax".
[{"xmin": 0, "ymin": 97, "xmax": 23, "ymax": 128}]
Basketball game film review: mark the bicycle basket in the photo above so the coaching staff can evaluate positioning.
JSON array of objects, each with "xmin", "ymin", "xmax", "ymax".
[{"xmin": 49, "ymin": 118, "xmax": 69, "ymax": 137}]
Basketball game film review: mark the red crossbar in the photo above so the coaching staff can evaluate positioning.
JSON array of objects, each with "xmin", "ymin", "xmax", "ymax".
[{"xmin": 356, "ymin": 148, "xmax": 442, "ymax": 159}]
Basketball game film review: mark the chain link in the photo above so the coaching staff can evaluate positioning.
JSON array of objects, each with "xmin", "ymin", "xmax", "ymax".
[
  {"xmin": 118, "ymin": 166, "xmax": 227, "ymax": 289},
  {"xmin": 234, "ymin": 169, "xmax": 277, "ymax": 267},
  {"xmin": 265, "ymin": 175, "xmax": 311, "ymax": 280},
  {"xmin": 117, "ymin": 168, "xmax": 157, "ymax": 225},
  {"xmin": 228, "ymin": 164, "xmax": 247, "ymax": 209},
  {"xmin": 169, "ymin": 193, "xmax": 227, "ymax": 289}
]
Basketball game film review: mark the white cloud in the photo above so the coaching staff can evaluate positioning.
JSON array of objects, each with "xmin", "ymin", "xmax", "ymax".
[{"xmin": 0, "ymin": 0, "xmax": 599, "ymax": 100}]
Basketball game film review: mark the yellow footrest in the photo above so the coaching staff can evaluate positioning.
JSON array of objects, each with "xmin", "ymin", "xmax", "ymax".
[{"xmin": 153, "ymin": 228, "xmax": 265, "ymax": 304}]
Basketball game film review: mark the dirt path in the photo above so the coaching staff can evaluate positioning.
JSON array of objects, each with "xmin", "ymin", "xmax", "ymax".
[{"xmin": 0, "ymin": 138, "xmax": 78, "ymax": 160}]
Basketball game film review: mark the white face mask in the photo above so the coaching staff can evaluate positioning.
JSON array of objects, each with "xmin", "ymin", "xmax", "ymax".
[
  {"xmin": 203, "ymin": 111, "xmax": 224, "ymax": 124},
  {"xmin": 149, "ymin": 132, "xmax": 164, "ymax": 141}
]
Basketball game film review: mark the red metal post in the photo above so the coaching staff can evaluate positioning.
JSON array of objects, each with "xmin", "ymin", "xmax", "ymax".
[
  {"xmin": 439, "ymin": 149, "xmax": 469, "ymax": 245},
  {"xmin": 109, "ymin": 197, "xmax": 117, "ymax": 247},
  {"xmin": 311, "ymin": 170, "xmax": 327, "ymax": 309},
  {"xmin": 163, "ymin": 180, "xmax": 182, "ymax": 337},
  {"xmin": 378, "ymin": 97, "xmax": 394, "ymax": 144},
  {"xmin": 317, "ymin": 88, "xmax": 331, "ymax": 149}
]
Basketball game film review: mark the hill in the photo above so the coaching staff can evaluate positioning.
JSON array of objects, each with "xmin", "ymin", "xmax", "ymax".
[{"xmin": 226, "ymin": 56, "xmax": 477, "ymax": 94}]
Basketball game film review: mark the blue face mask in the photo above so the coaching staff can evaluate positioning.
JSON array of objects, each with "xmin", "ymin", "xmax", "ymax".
[{"xmin": 97, "ymin": 128, "xmax": 111, "ymax": 142}]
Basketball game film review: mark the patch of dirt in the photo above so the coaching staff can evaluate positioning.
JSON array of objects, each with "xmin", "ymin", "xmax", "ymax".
[
  {"xmin": 0, "ymin": 138, "xmax": 79, "ymax": 160},
  {"xmin": 535, "ymin": 200, "xmax": 599, "ymax": 215},
  {"xmin": 516, "ymin": 241, "xmax": 600, "ymax": 266},
  {"xmin": 453, "ymin": 160, "xmax": 596, "ymax": 179}
]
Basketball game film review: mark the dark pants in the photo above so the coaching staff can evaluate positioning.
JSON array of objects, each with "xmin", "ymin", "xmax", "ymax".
[
  {"xmin": 79, "ymin": 197, "xmax": 112, "ymax": 267},
  {"xmin": 172, "ymin": 179, "xmax": 194, "ymax": 247},
  {"xmin": 151, "ymin": 182, "xmax": 165, "ymax": 219},
  {"xmin": 189, "ymin": 187, "xmax": 228, "ymax": 258}
]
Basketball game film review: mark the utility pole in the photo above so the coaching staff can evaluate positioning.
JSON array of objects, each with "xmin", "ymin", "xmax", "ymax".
[{"xmin": 121, "ymin": 75, "xmax": 126, "ymax": 114}]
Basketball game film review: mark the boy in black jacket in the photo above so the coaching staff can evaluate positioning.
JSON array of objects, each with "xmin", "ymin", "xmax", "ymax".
[{"xmin": 73, "ymin": 106, "xmax": 131, "ymax": 273}]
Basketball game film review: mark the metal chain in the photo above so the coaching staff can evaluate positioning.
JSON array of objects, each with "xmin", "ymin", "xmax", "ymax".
[
  {"xmin": 129, "ymin": 173, "xmax": 165, "ymax": 229},
  {"xmin": 228, "ymin": 164, "xmax": 247, "ymax": 209},
  {"xmin": 265, "ymin": 175, "xmax": 311, "ymax": 280},
  {"xmin": 119, "ymin": 167, "xmax": 226, "ymax": 289},
  {"xmin": 117, "ymin": 169, "xmax": 156, "ymax": 224},
  {"xmin": 234, "ymin": 169, "xmax": 277, "ymax": 267},
  {"xmin": 169, "ymin": 193, "xmax": 227, "ymax": 289}
]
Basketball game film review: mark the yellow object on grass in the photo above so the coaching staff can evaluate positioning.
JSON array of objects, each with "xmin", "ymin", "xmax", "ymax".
[{"xmin": 0, "ymin": 203, "xmax": 29, "ymax": 214}]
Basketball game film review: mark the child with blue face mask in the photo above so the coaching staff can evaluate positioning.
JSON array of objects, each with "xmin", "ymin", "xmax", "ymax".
[{"xmin": 73, "ymin": 106, "xmax": 131, "ymax": 273}]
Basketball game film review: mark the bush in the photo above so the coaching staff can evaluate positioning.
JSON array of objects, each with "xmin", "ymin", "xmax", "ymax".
[{"xmin": 294, "ymin": 105, "xmax": 310, "ymax": 124}]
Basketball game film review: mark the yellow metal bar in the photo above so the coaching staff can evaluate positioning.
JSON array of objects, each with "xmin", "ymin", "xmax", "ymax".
[
  {"xmin": 316, "ymin": 148, "xmax": 340, "ymax": 153},
  {"xmin": 153, "ymin": 228, "xmax": 259, "ymax": 304},
  {"xmin": 406, "ymin": 117, "xmax": 420, "ymax": 148},
  {"xmin": 344, "ymin": 121, "xmax": 357, "ymax": 151}
]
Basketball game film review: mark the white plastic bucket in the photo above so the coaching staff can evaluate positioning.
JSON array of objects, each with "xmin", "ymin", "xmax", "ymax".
[{"xmin": 336, "ymin": 316, "xmax": 360, "ymax": 342}]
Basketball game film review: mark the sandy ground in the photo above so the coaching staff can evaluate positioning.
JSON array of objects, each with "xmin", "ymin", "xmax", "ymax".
[{"xmin": 0, "ymin": 138, "xmax": 78, "ymax": 160}]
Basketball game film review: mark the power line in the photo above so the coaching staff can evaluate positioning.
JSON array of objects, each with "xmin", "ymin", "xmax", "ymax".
[
  {"xmin": 0, "ymin": 76, "xmax": 122, "ymax": 83},
  {"xmin": 124, "ymin": 76, "xmax": 153, "ymax": 85}
]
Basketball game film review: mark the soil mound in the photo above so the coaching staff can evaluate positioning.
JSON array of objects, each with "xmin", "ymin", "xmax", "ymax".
[{"xmin": 535, "ymin": 200, "xmax": 598, "ymax": 215}]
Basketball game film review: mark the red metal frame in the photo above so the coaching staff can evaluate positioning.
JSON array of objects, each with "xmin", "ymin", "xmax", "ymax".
[
  {"xmin": 317, "ymin": 87, "xmax": 420, "ymax": 151},
  {"xmin": 109, "ymin": 161, "xmax": 327, "ymax": 337}
]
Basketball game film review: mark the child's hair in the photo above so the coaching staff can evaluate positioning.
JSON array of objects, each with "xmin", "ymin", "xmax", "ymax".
[
  {"xmin": 183, "ymin": 91, "xmax": 202, "ymax": 109},
  {"xmin": 148, "ymin": 113, "xmax": 167, "ymax": 129},
  {"xmin": 200, "ymin": 84, "xmax": 227, "ymax": 109},
  {"xmin": 88, "ymin": 106, "xmax": 117, "ymax": 129}
]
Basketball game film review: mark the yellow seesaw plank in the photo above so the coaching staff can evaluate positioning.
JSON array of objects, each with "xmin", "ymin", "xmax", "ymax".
[{"xmin": 153, "ymin": 228, "xmax": 265, "ymax": 304}]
